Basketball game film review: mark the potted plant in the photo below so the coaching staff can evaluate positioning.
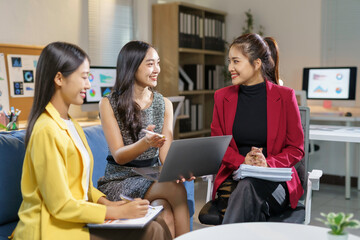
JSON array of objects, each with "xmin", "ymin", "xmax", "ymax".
[
  {"xmin": 316, "ymin": 212, "xmax": 360, "ymax": 240},
  {"xmin": 242, "ymin": 9, "xmax": 265, "ymax": 36}
]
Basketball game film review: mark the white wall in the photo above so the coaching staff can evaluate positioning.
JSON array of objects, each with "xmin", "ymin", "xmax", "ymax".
[
  {"xmin": 0, "ymin": 0, "xmax": 89, "ymax": 50},
  {"xmin": 134, "ymin": 0, "xmax": 157, "ymax": 43}
]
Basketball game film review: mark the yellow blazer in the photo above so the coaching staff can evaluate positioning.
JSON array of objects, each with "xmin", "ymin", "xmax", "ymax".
[{"xmin": 13, "ymin": 103, "xmax": 106, "ymax": 240}]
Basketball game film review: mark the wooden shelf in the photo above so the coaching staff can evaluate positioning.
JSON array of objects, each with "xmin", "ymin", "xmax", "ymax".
[
  {"xmin": 177, "ymin": 114, "xmax": 190, "ymax": 120},
  {"xmin": 153, "ymin": 2, "xmax": 226, "ymax": 139},
  {"xmin": 170, "ymin": 1, "xmax": 227, "ymax": 15},
  {"xmin": 179, "ymin": 129, "xmax": 211, "ymax": 138},
  {"xmin": 179, "ymin": 48, "xmax": 225, "ymax": 56},
  {"xmin": 180, "ymin": 90, "xmax": 216, "ymax": 95}
]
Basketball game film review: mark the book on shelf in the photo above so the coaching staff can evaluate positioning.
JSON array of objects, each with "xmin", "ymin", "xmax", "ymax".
[
  {"xmin": 204, "ymin": 17, "xmax": 225, "ymax": 51},
  {"xmin": 178, "ymin": 78, "xmax": 185, "ymax": 91},
  {"xmin": 179, "ymin": 98, "xmax": 191, "ymax": 132},
  {"xmin": 205, "ymin": 64, "xmax": 225, "ymax": 90},
  {"xmin": 179, "ymin": 11, "xmax": 202, "ymax": 49},
  {"xmin": 86, "ymin": 205, "xmax": 163, "ymax": 229},
  {"xmin": 179, "ymin": 66, "xmax": 194, "ymax": 91},
  {"xmin": 197, "ymin": 104, "xmax": 203, "ymax": 130},
  {"xmin": 191, "ymin": 104, "xmax": 197, "ymax": 131},
  {"xmin": 180, "ymin": 101, "xmax": 204, "ymax": 133},
  {"xmin": 182, "ymin": 64, "xmax": 203, "ymax": 90}
]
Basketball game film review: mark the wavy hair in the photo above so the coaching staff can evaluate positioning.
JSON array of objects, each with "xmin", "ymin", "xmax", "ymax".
[{"xmin": 112, "ymin": 41, "xmax": 152, "ymax": 141}]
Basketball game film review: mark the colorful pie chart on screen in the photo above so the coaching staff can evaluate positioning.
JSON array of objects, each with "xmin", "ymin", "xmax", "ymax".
[
  {"xmin": 336, "ymin": 73, "xmax": 343, "ymax": 80},
  {"xmin": 89, "ymin": 89, "xmax": 96, "ymax": 97},
  {"xmin": 88, "ymin": 73, "xmax": 94, "ymax": 82},
  {"xmin": 335, "ymin": 87, "xmax": 342, "ymax": 94}
]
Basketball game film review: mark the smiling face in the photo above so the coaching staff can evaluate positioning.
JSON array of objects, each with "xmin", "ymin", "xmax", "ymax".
[
  {"xmin": 60, "ymin": 58, "xmax": 91, "ymax": 106},
  {"xmin": 228, "ymin": 46, "xmax": 263, "ymax": 86},
  {"xmin": 134, "ymin": 47, "xmax": 160, "ymax": 88}
]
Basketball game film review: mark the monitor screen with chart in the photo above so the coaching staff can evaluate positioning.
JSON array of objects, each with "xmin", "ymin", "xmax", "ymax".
[
  {"xmin": 84, "ymin": 66, "xmax": 116, "ymax": 103},
  {"xmin": 82, "ymin": 66, "xmax": 116, "ymax": 112},
  {"xmin": 302, "ymin": 67, "xmax": 357, "ymax": 100}
]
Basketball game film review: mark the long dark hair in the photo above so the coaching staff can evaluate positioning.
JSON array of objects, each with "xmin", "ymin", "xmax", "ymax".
[
  {"xmin": 230, "ymin": 33, "xmax": 279, "ymax": 84},
  {"xmin": 25, "ymin": 42, "xmax": 89, "ymax": 147},
  {"xmin": 113, "ymin": 41, "xmax": 152, "ymax": 142}
]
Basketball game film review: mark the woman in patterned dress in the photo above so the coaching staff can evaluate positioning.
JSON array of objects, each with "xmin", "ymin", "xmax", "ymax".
[{"xmin": 98, "ymin": 41, "xmax": 190, "ymax": 238}]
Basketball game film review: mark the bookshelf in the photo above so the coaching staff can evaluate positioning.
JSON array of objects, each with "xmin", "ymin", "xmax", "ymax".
[{"xmin": 152, "ymin": 2, "xmax": 227, "ymax": 139}]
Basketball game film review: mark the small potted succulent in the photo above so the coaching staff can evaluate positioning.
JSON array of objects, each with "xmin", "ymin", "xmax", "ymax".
[{"xmin": 316, "ymin": 212, "xmax": 360, "ymax": 240}]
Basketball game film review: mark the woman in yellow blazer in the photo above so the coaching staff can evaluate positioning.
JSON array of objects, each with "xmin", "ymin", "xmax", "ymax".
[{"xmin": 12, "ymin": 42, "xmax": 171, "ymax": 240}]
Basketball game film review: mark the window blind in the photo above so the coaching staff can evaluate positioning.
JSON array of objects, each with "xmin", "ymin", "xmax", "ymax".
[
  {"xmin": 88, "ymin": 0, "xmax": 134, "ymax": 66},
  {"xmin": 321, "ymin": 0, "xmax": 360, "ymax": 67}
]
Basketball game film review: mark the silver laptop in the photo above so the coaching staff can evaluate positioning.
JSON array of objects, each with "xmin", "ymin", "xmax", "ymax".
[{"xmin": 132, "ymin": 135, "xmax": 232, "ymax": 182}]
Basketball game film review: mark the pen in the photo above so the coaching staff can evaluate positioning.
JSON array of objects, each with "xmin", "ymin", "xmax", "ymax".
[
  {"xmin": 120, "ymin": 194, "xmax": 134, "ymax": 203},
  {"xmin": 120, "ymin": 194, "xmax": 155, "ymax": 209},
  {"xmin": 141, "ymin": 129, "xmax": 165, "ymax": 139}
]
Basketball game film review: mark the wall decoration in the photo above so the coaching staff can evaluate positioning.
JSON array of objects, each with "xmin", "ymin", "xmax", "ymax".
[
  {"xmin": 0, "ymin": 53, "xmax": 9, "ymax": 111},
  {"xmin": 7, "ymin": 54, "xmax": 39, "ymax": 98}
]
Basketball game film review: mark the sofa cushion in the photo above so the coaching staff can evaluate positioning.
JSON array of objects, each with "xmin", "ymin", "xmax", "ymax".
[
  {"xmin": 0, "ymin": 220, "xmax": 18, "ymax": 240},
  {"xmin": 83, "ymin": 125, "xmax": 109, "ymax": 188},
  {"xmin": 0, "ymin": 130, "xmax": 26, "ymax": 225}
]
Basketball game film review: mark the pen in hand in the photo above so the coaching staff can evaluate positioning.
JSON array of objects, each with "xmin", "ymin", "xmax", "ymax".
[{"xmin": 120, "ymin": 194, "xmax": 154, "ymax": 210}]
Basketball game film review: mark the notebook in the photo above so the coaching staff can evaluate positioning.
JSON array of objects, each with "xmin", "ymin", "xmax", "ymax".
[
  {"xmin": 86, "ymin": 206, "xmax": 163, "ymax": 229},
  {"xmin": 132, "ymin": 135, "xmax": 232, "ymax": 182}
]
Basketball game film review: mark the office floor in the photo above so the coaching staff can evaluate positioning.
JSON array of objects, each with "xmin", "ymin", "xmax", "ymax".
[{"xmin": 192, "ymin": 179, "xmax": 360, "ymax": 236}]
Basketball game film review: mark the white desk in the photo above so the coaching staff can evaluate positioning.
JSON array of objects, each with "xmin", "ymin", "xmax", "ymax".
[
  {"xmin": 310, "ymin": 114, "xmax": 360, "ymax": 126},
  {"xmin": 175, "ymin": 222, "xmax": 360, "ymax": 240},
  {"xmin": 310, "ymin": 124, "xmax": 360, "ymax": 199}
]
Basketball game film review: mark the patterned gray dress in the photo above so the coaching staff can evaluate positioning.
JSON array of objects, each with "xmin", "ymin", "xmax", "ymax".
[{"xmin": 97, "ymin": 91, "xmax": 165, "ymax": 201}]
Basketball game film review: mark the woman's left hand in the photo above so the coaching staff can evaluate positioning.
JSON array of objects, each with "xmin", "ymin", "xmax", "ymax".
[
  {"xmin": 176, "ymin": 176, "xmax": 196, "ymax": 183},
  {"xmin": 250, "ymin": 147, "xmax": 268, "ymax": 167}
]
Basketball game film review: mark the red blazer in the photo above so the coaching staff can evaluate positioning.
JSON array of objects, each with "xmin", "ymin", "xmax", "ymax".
[{"xmin": 211, "ymin": 80, "xmax": 304, "ymax": 209}]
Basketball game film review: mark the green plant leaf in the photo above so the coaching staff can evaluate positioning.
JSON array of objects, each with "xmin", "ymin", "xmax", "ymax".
[
  {"xmin": 345, "ymin": 220, "xmax": 360, "ymax": 228},
  {"xmin": 333, "ymin": 213, "xmax": 345, "ymax": 225},
  {"xmin": 319, "ymin": 212, "xmax": 360, "ymax": 234}
]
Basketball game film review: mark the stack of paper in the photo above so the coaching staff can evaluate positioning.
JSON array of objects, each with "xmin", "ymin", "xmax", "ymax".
[
  {"xmin": 86, "ymin": 205, "xmax": 163, "ymax": 229},
  {"xmin": 233, "ymin": 164, "xmax": 293, "ymax": 182}
]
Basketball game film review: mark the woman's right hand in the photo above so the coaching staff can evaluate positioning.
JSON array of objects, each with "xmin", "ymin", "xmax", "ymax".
[
  {"xmin": 143, "ymin": 125, "xmax": 166, "ymax": 148},
  {"xmin": 105, "ymin": 199, "xmax": 150, "ymax": 219}
]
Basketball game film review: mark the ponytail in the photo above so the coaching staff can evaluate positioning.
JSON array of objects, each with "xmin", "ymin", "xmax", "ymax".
[{"xmin": 264, "ymin": 37, "xmax": 279, "ymax": 85}]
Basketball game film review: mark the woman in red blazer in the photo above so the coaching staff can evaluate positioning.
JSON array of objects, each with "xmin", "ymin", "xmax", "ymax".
[{"xmin": 211, "ymin": 34, "xmax": 304, "ymax": 223}]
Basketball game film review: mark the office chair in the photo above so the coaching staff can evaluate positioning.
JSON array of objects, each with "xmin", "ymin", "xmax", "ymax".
[
  {"xmin": 167, "ymin": 96, "xmax": 185, "ymax": 130},
  {"xmin": 198, "ymin": 106, "xmax": 323, "ymax": 225}
]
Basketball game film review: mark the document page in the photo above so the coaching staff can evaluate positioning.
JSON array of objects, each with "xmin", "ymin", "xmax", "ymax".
[
  {"xmin": 235, "ymin": 164, "xmax": 293, "ymax": 182},
  {"xmin": 86, "ymin": 206, "xmax": 163, "ymax": 229}
]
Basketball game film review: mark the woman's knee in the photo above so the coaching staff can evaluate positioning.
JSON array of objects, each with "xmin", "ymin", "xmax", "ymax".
[
  {"xmin": 144, "ymin": 221, "xmax": 172, "ymax": 240},
  {"xmin": 153, "ymin": 182, "xmax": 187, "ymax": 198},
  {"xmin": 229, "ymin": 178, "xmax": 258, "ymax": 201}
]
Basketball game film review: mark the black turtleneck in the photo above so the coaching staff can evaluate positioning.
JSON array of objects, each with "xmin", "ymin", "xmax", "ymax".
[{"xmin": 232, "ymin": 81, "xmax": 267, "ymax": 157}]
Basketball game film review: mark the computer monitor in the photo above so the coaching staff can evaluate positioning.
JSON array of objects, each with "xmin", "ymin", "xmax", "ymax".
[
  {"xmin": 302, "ymin": 66, "xmax": 357, "ymax": 100},
  {"xmin": 82, "ymin": 66, "xmax": 117, "ymax": 112}
]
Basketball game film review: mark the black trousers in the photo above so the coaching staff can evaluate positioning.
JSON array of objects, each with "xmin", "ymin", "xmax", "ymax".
[{"xmin": 218, "ymin": 177, "xmax": 289, "ymax": 224}]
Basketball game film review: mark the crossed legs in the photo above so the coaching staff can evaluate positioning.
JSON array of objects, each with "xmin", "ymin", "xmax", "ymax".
[{"xmin": 145, "ymin": 181, "xmax": 190, "ymax": 238}]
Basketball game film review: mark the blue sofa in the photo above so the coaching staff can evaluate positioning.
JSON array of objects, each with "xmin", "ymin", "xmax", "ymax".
[{"xmin": 0, "ymin": 125, "xmax": 194, "ymax": 240}]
